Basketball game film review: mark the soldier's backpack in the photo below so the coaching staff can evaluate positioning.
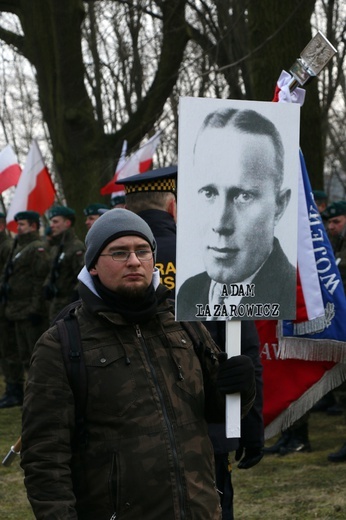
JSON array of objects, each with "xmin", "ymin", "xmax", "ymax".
[{"xmin": 54, "ymin": 299, "xmax": 217, "ymax": 450}]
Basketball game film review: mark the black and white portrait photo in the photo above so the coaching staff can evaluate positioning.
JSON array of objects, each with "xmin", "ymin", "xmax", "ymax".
[{"xmin": 176, "ymin": 97, "xmax": 300, "ymax": 321}]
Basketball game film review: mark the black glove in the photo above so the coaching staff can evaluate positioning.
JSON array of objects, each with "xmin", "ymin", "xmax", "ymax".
[
  {"xmin": 28, "ymin": 313, "xmax": 42, "ymax": 326},
  {"xmin": 216, "ymin": 354, "xmax": 255, "ymax": 395},
  {"xmin": 235, "ymin": 446, "xmax": 264, "ymax": 469}
]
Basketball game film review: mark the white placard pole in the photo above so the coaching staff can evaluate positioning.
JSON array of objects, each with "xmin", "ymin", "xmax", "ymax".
[{"xmin": 225, "ymin": 320, "xmax": 241, "ymax": 438}]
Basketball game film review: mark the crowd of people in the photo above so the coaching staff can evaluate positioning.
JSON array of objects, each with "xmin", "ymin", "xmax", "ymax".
[
  {"xmin": 0, "ymin": 169, "xmax": 258, "ymax": 520},
  {"xmin": 0, "ymin": 162, "xmax": 345, "ymax": 519}
]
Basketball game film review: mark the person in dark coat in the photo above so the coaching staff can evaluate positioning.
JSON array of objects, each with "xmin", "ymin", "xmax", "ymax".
[
  {"xmin": 121, "ymin": 167, "xmax": 264, "ymax": 519},
  {"xmin": 118, "ymin": 165, "xmax": 178, "ymax": 298},
  {"xmin": 205, "ymin": 320, "xmax": 264, "ymax": 520},
  {"xmin": 43, "ymin": 205, "xmax": 85, "ymax": 321},
  {"xmin": 21, "ymin": 208, "xmax": 256, "ymax": 520},
  {"xmin": 0, "ymin": 211, "xmax": 50, "ymax": 407},
  {"xmin": 0, "ymin": 212, "xmax": 23, "ymax": 408}
]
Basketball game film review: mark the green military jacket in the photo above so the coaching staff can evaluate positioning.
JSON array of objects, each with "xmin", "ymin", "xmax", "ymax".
[
  {"xmin": 0, "ymin": 230, "xmax": 14, "ymax": 318},
  {"xmin": 4, "ymin": 231, "xmax": 50, "ymax": 321},
  {"xmin": 0, "ymin": 230, "xmax": 13, "ymax": 273},
  {"xmin": 45, "ymin": 228, "xmax": 85, "ymax": 320},
  {"xmin": 21, "ymin": 280, "xmax": 255, "ymax": 520},
  {"xmin": 330, "ymin": 231, "xmax": 346, "ymax": 294}
]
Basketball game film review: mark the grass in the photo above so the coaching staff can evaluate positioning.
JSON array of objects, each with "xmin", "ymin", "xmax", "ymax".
[
  {"xmin": 233, "ymin": 411, "xmax": 346, "ymax": 519},
  {"xmin": 0, "ymin": 376, "xmax": 346, "ymax": 519}
]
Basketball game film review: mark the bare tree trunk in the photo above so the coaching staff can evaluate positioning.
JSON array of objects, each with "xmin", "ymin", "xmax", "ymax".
[{"xmin": 247, "ymin": 0, "xmax": 324, "ymax": 188}]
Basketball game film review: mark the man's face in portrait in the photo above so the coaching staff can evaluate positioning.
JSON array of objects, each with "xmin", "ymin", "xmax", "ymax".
[{"xmin": 194, "ymin": 126, "xmax": 291, "ymax": 284}]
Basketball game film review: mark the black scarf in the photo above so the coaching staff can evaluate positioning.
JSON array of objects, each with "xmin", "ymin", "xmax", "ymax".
[{"xmin": 92, "ymin": 276, "xmax": 158, "ymax": 323}]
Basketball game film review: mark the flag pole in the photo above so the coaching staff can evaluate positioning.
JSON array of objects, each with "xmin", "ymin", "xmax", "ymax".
[{"xmin": 225, "ymin": 30, "xmax": 337, "ymax": 440}]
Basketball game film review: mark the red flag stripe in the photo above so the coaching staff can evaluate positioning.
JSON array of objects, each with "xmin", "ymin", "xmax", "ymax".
[{"xmin": 0, "ymin": 164, "xmax": 21, "ymax": 193}]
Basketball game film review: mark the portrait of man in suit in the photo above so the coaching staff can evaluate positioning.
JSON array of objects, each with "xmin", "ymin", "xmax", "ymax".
[{"xmin": 176, "ymin": 100, "xmax": 299, "ymax": 321}]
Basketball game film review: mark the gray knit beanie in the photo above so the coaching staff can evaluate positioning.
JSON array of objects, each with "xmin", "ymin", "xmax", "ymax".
[{"xmin": 85, "ymin": 208, "xmax": 157, "ymax": 270}]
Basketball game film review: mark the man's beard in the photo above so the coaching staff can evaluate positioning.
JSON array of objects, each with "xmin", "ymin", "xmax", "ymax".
[{"xmin": 115, "ymin": 284, "xmax": 149, "ymax": 301}]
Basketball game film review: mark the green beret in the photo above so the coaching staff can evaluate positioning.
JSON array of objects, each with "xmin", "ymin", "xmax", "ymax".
[
  {"xmin": 49, "ymin": 205, "xmax": 76, "ymax": 220},
  {"xmin": 312, "ymin": 190, "xmax": 328, "ymax": 201},
  {"xmin": 323, "ymin": 201, "xmax": 346, "ymax": 219},
  {"xmin": 110, "ymin": 195, "xmax": 125, "ymax": 207},
  {"xmin": 0, "ymin": 212, "xmax": 6, "ymax": 219},
  {"xmin": 83, "ymin": 203, "xmax": 109, "ymax": 216},
  {"xmin": 14, "ymin": 210, "xmax": 40, "ymax": 222}
]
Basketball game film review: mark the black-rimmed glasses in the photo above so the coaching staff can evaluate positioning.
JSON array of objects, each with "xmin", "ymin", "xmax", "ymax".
[{"xmin": 99, "ymin": 250, "xmax": 153, "ymax": 262}]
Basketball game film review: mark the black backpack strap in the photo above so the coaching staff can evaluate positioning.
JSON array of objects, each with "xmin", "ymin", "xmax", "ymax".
[{"xmin": 56, "ymin": 310, "xmax": 88, "ymax": 449}]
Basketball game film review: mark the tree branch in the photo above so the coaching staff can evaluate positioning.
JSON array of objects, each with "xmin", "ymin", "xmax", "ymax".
[
  {"xmin": 110, "ymin": 0, "xmax": 189, "ymax": 147},
  {"xmin": 0, "ymin": 26, "xmax": 25, "ymax": 55}
]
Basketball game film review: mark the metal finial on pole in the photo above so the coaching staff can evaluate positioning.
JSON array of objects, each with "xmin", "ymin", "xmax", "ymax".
[{"xmin": 289, "ymin": 31, "xmax": 337, "ymax": 92}]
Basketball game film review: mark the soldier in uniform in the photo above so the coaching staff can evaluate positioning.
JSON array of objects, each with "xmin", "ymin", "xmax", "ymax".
[
  {"xmin": 312, "ymin": 189, "xmax": 328, "ymax": 214},
  {"xmin": 110, "ymin": 192, "xmax": 126, "ymax": 208},
  {"xmin": 44, "ymin": 206, "xmax": 85, "ymax": 322},
  {"xmin": 323, "ymin": 201, "xmax": 346, "ymax": 462},
  {"xmin": 324, "ymin": 200, "xmax": 346, "ymax": 292},
  {"xmin": 119, "ymin": 165, "xmax": 177, "ymax": 297},
  {"xmin": 0, "ymin": 211, "xmax": 50, "ymax": 407},
  {"xmin": 83, "ymin": 203, "xmax": 109, "ymax": 230},
  {"xmin": 0, "ymin": 212, "xmax": 24, "ymax": 408}
]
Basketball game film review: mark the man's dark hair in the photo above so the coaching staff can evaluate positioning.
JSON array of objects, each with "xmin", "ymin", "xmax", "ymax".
[
  {"xmin": 125, "ymin": 191, "xmax": 175, "ymax": 214},
  {"xmin": 195, "ymin": 108, "xmax": 285, "ymax": 190},
  {"xmin": 26, "ymin": 218, "xmax": 40, "ymax": 230}
]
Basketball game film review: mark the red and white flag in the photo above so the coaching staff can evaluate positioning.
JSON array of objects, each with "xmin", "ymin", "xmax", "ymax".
[
  {"xmin": 258, "ymin": 71, "xmax": 346, "ymax": 439},
  {"xmin": 100, "ymin": 132, "xmax": 161, "ymax": 195},
  {"xmin": 6, "ymin": 140, "xmax": 56, "ymax": 232},
  {"xmin": 0, "ymin": 144, "xmax": 22, "ymax": 193}
]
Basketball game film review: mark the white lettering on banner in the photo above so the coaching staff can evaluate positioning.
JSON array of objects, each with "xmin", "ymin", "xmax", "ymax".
[
  {"xmin": 308, "ymin": 204, "xmax": 340, "ymax": 295},
  {"xmin": 260, "ymin": 342, "xmax": 281, "ymax": 360}
]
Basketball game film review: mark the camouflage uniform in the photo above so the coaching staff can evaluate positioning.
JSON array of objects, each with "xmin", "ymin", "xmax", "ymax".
[
  {"xmin": 0, "ymin": 231, "xmax": 23, "ymax": 391},
  {"xmin": 44, "ymin": 228, "xmax": 85, "ymax": 321},
  {"xmin": 4, "ymin": 231, "xmax": 50, "ymax": 368},
  {"xmin": 21, "ymin": 282, "xmax": 255, "ymax": 520}
]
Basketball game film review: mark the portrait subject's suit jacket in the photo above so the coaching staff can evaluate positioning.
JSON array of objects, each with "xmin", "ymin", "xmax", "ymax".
[{"xmin": 177, "ymin": 238, "xmax": 296, "ymax": 320}]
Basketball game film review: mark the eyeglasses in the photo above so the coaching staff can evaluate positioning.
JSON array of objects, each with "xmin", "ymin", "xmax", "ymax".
[{"xmin": 99, "ymin": 249, "xmax": 153, "ymax": 262}]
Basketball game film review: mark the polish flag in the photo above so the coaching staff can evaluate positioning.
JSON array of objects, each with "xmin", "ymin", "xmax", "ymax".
[
  {"xmin": 0, "ymin": 144, "xmax": 22, "ymax": 193},
  {"xmin": 6, "ymin": 140, "xmax": 56, "ymax": 232},
  {"xmin": 100, "ymin": 131, "xmax": 161, "ymax": 195}
]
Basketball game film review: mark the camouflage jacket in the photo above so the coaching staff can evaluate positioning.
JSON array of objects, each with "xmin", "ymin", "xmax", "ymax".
[
  {"xmin": 45, "ymin": 228, "xmax": 85, "ymax": 320},
  {"xmin": 0, "ymin": 230, "xmax": 13, "ymax": 273},
  {"xmin": 0, "ymin": 230, "xmax": 14, "ymax": 318},
  {"xmin": 21, "ymin": 279, "xmax": 255, "ymax": 520},
  {"xmin": 3, "ymin": 231, "xmax": 50, "ymax": 320}
]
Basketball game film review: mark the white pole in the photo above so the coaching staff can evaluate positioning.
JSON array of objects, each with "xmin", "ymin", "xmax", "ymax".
[{"xmin": 225, "ymin": 320, "xmax": 241, "ymax": 438}]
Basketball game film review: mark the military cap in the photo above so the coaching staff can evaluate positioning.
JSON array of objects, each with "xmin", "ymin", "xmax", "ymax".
[
  {"xmin": 323, "ymin": 201, "xmax": 346, "ymax": 220},
  {"xmin": 83, "ymin": 203, "xmax": 109, "ymax": 216},
  {"xmin": 117, "ymin": 165, "xmax": 177, "ymax": 194},
  {"xmin": 48, "ymin": 205, "xmax": 76, "ymax": 220},
  {"xmin": 312, "ymin": 190, "xmax": 328, "ymax": 202},
  {"xmin": 14, "ymin": 210, "xmax": 40, "ymax": 222},
  {"xmin": 0, "ymin": 212, "xmax": 5, "ymax": 219},
  {"xmin": 110, "ymin": 194, "xmax": 126, "ymax": 207}
]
